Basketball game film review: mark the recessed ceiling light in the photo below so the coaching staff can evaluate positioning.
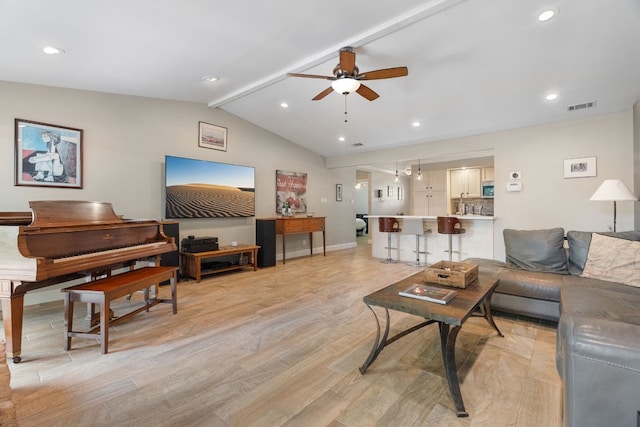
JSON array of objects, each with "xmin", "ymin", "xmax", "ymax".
[
  {"xmin": 43, "ymin": 46, "xmax": 64, "ymax": 55},
  {"xmin": 280, "ymin": 102, "xmax": 289, "ymax": 108},
  {"xmin": 546, "ymin": 93, "xmax": 558, "ymax": 101},
  {"xmin": 202, "ymin": 76, "xmax": 219, "ymax": 82},
  {"xmin": 338, "ymin": 136, "xmax": 346, "ymax": 142},
  {"xmin": 412, "ymin": 121, "xmax": 421, "ymax": 127},
  {"xmin": 538, "ymin": 10, "xmax": 555, "ymax": 22}
]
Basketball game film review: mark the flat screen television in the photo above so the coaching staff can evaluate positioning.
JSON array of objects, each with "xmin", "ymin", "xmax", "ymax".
[{"xmin": 165, "ymin": 155, "xmax": 255, "ymax": 218}]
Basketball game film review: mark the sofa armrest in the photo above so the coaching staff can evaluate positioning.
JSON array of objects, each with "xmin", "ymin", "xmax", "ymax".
[{"xmin": 557, "ymin": 314, "xmax": 640, "ymax": 427}]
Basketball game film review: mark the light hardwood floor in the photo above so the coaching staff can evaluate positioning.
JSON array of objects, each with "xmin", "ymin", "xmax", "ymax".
[{"xmin": 5, "ymin": 238, "xmax": 562, "ymax": 426}]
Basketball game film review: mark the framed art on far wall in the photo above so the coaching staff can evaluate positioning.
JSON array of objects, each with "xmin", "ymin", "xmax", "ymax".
[
  {"xmin": 199, "ymin": 121, "xmax": 227, "ymax": 151},
  {"xmin": 336, "ymin": 184, "xmax": 343, "ymax": 202},
  {"xmin": 276, "ymin": 170, "xmax": 308, "ymax": 213},
  {"xmin": 15, "ymin": 118, "xmax": 83, "ymax": 188},
  {"xmin": 564, "ymin": 156, "xmax": 596, "ymax": 178}
]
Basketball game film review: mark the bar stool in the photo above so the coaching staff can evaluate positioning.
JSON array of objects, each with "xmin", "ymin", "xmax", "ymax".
[
  {"xmin": 437, "ymin": 216, "xmax": 466, "ymax": 261},
  {"xmin": 378, "ymin": 217, "xmax": 401, "ymax": 263},
  {"xmin": 402, "ymin": 218, "xmax": 432, "ymax": 267}
]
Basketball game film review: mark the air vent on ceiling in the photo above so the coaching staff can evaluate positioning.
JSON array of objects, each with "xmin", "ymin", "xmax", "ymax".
[
  {"xmin": 352, "ymin": 142, "xmax": 363, "ymax": 147},
  {"xmin": 567, "ymin": 100, "xmax": 597, "ymax": 112}
]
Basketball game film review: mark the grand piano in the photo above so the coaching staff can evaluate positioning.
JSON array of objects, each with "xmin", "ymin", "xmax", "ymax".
[{"xmin": 0, "ymin": 200, "xmax": 176, "ymax": 362}]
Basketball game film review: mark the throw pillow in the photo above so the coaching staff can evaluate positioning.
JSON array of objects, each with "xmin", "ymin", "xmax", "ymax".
[
  {"xmin": 567, "ymin": 230, "xmax": 640, "ymax": 275},
  {"xmin": 503, "ymin": 228, "xmax": 569, "ymax": 274},
  {"xmin": 581, "ymin": 233, "xmax": 640, "ymax": 287}
]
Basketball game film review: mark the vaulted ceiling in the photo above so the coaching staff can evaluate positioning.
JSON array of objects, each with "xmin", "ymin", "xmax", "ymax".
[{"xmin": 2, "ymin": 0, "xmax": 639, "ymax": 159}]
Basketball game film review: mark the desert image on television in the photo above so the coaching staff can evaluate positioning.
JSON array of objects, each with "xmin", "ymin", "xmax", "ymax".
[
  {"xmin": 165, "ymin": 157, "xmax": 255, "ymax": 218},
  {"xmin": 166, "ymin": 184, "xmax": 254, "ymax": 218}
]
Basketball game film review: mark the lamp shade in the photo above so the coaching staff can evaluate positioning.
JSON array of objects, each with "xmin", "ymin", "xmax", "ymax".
[
  {"xmin": 331, "ymin": 78, "xmax": 361, "ymax": 94},
  {"xmin": 589, "ymin": 179, "xmax": 637, "ymax": 201}
]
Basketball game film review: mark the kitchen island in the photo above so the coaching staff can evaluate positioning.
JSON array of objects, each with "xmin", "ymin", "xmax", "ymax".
[{"xmin": 367, "ymin": 215, "xmax": 495, "ymax": 264}]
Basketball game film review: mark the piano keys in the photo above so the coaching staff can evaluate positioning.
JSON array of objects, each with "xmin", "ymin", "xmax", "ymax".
[{"xmin": 0, "ymin": 200, "xmax": 176, "ymax": 362}]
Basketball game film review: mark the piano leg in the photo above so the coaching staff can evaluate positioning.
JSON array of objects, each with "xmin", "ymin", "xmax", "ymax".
[{"xmin": 0, "ymin": 290, "xmax": 25, "ymax": 363}]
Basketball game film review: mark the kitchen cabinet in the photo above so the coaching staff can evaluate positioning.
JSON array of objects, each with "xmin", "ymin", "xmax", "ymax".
[
  {"xmin": 413, "ymin": 170, "xmax": 447, "ymax": 215},
  {"xmin": 450, "ymin": 168, "xmax": 481, "ymax": 198},
  {"xmin": 413, "ymin": 190, "xmax": 447, "ymax": 215},
  {"xmin": 415, "ymin": 170, "xmax": 447, "ymax": 192},
  {"xmin": 482, "ymin": 167, "xmax": 494, "ymax": 181}
]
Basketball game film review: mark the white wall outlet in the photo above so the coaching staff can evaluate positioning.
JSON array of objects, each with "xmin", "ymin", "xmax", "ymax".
[
  {"xmin": 320, "ymin": 197, "xmax": 328, "ymax": 203},
  {"xmin": 303, "ymin": 239, "xmax": 307, "ymax": 246}
]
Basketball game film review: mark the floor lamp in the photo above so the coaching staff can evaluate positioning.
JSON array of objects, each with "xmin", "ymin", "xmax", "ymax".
[{"xmin": 589, "ymin": 179, "xmax": 637, "ymax": 232}]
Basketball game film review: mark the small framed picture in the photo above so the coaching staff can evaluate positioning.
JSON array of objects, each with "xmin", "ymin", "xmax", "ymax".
[
  {"xmin": 564, "ymin": 157, "xmax": 596, "ymax": 178},
  {"xmin": 336, "ymin": 183, "xmax": 343, "ymax": 202},
  {"xmin": 199, "ymin": 121, "xmax": 227, "ymax": 151},
  {"xmin": 387, "ymin": 185, "xmax": 393, "ymax": 197},
  {"xmin": 397, "ymin": 187, "xmax": 403, "ymax": 200},
  {"xmin": 15, "ymin": 118, "xmax": 83, "ymax": 188}
]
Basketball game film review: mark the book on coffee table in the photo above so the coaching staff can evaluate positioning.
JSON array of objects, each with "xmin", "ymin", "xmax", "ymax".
[{"xmin": 399, "ymin": 284, "xmax": 457, "ymax": 304}]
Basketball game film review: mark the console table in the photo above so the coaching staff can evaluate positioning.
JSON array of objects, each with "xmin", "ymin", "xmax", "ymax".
[
  {"xmin": 180, "ymin": 244, "xmax": 259, "ymax": 283},
  {"xmin": 275, "ymin": 216, "xmax": 326, "ymax": 264}
]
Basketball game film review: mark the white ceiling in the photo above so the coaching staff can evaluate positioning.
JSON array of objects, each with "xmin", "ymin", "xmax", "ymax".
[{"xmin": 2, "ymin": 0, "xmax": 640, "ymax": 160}]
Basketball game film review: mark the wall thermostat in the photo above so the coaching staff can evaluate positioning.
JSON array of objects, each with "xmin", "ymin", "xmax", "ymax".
[
  {"xmin": 509, "ymin": 171, "xmax": 521, "ymax": 180},
  {"xmin": 506, "ymin": 181, "xmax": 523, "ymax": 192}
]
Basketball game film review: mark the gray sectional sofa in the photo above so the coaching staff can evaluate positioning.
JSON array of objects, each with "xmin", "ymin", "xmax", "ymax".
[{"xmin": 466, "ymin": 227, "xmax": 640, "ymax": 427}]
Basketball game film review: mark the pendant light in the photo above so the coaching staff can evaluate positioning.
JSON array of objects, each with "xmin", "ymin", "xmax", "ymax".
[
  {"xmin": 394, "ymin": 163, "xmax": 399, "ymax": 182},
  {"xmin": 417, "ymin": 159, "xmax": 423, "ymax": 180}
]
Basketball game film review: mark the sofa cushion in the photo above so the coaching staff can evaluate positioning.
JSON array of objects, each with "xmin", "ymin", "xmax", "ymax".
[
  {"xmin": 495, "ymin": 268, "xmax": 565, "ymax": 302},
  {"xmin": 580, "ymin": 234, "xmax": 640, "ymax": 287},
  {"xmin": 560, "ymin": 286, "xmax": 640, "ymax": 324},
  {"xmin": 566, "ymin": 230, "xmax": 640, "ymax": 275},
  {"xmin": 469, "ymin": 257, "xmax": 564, "ymax": 302},
  {"xmin": 504, "ymin": 228, "xmax": 569, "ymax": 274}
]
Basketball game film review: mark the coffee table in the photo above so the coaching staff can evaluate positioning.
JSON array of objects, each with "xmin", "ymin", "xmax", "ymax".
[{"xmin": 359, "ymin": 269, "xmax": 503, "ymax": 417}]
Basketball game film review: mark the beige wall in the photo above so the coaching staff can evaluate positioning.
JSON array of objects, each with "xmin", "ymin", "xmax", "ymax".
[
  {"xmin": 0, "ymin": 81, "xmax": 356, "ymax": 304},
  {"xmin": 328, "ymin": 111, "xmax": 636, "ymax": 260}
]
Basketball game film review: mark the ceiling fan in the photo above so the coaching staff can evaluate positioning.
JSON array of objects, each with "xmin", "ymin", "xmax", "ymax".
[{"xmin": 288, "ymin": 46, "xmax": 408, "ymax": 101}]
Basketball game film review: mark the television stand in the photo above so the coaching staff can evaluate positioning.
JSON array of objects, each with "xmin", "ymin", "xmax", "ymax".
[{"xmin": 180, "ymin": 244, "xmax": 260, "ymax": 282}]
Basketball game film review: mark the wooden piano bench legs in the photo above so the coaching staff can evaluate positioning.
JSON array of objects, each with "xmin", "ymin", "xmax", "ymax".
[{"xmin": 62, "ymin": 266, "xmax": 178, "ymax": 354}]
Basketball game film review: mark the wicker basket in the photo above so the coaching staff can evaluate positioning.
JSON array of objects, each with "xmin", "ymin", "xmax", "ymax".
[{"xmin": 424, "ymin": 260, "xmax": 479, "ymax": 288}]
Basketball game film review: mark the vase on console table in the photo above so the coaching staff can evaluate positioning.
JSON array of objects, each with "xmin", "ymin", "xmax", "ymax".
[{"xmin": 281, "ymin": 202, "xmax": 293, "ymax": 217}]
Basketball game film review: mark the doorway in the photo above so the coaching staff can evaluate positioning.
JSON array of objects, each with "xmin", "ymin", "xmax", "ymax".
[{"xmin": 355, "ymin": 170, "xmax": 371, "ymax": 246}]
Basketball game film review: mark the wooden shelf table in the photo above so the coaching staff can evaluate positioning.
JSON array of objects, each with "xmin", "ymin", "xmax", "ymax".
[
  {"xmin": 275, "ymin": 216, "xmax": 325, "ymax": 264},
  {"xmin": 180, "ymin": 244, "xmax": 260, "ymax": 283}
]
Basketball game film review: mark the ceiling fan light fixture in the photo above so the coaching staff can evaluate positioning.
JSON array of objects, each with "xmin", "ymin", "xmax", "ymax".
[{"xmin": 331, "ymin": 78, "xmax": 361, "ymax": 95}]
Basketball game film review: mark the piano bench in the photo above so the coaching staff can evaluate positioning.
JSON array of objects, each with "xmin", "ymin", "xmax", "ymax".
[{"xmin": 62, "ymin": 266, "xmax": 178, "ymax": 354}]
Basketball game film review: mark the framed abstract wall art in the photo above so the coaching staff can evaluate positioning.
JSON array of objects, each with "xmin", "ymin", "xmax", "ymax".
[{"xmin": 15, "ymin": 118, "xmax": 83, "ymax": 188}]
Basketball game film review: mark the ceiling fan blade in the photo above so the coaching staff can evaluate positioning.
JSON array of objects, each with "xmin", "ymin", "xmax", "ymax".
[
  {"xmin": 339, "ymin": 49, "xmax": 356, "ymax": 74},
  {"xmin": 288, "ymin": 73, "xmax": 334, "ymax": 80},
  {"xmin": 312, "ymin": 86, "xmax": 334, "ymax": 101},
  {"xmin": 356, "ymin": 84, "xmax": 379, "ymax": 101},
  {"xmin": 357, "ymin": 66, "xmax": 408, "ymax": 80}
]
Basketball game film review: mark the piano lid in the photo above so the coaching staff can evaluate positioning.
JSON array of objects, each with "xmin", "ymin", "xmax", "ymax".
[{"xmin": 0, "ymin": 212, "xmax": 32, "ymax": 225}]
